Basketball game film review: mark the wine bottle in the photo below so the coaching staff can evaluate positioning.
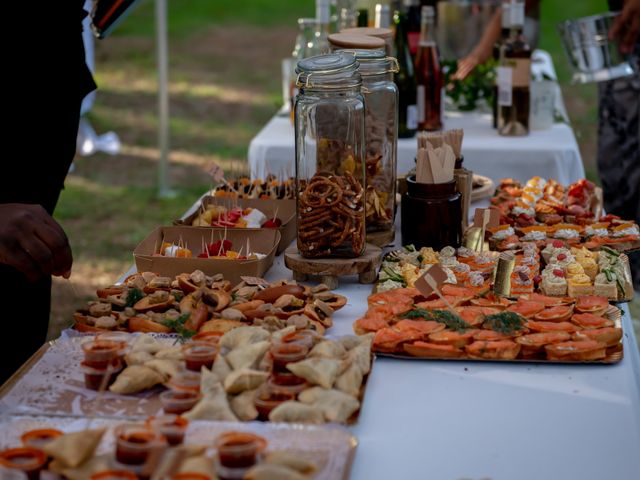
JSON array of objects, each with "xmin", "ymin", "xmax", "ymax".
[
  {"xmin": 404, "ymin": 0, "xmax": 421, "ymax": 58},
  {"xmin": 394, "ymin": 8, "xmax": 418, "ymax": 138},
  {"xmin": 415, "ymin": 5, "xmax": 443, "ymax": 131},
  {"xmin": 497, "ymin": 0, "xmax": 530, "ymax": 136}
]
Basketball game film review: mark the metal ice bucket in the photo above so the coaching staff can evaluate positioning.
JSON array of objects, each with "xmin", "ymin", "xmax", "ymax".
[{"xmin": 557, "ymin": 12, "xmax": 637, "ymax": 83}]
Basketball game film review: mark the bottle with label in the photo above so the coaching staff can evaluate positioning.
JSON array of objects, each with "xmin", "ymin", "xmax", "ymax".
[
  {"xmin": 492, "ymin": 1, "xmax": 511, "ymax": 128},
  {"xmin": 497, "ymin": 0, "xmax": 530, "ymax": 136},
  {"xmin": 415, "ymin": 5, "xmax": 443, "ymax": 131},
  {"xmin": 393, "ymin": 7, "xmax": 418, "ymax": 138}
]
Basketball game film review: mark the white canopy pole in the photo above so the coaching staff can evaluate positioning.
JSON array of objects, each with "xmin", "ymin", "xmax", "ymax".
[{"xmin": 156, "ymin": 0, "xmax": 172, "ymax": 197}]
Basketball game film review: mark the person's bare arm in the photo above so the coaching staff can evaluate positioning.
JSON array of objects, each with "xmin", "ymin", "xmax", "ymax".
[
  {"xmin": 452, "ymin": 8, "xmax": 502, "ymax": 81},
  {"xmin": 0, "ymin": 204, "xmax": 73, "ymax": 282},
  {"xmin": 610, "ymin": 0, "xmax": 640, "ymax": 53}
]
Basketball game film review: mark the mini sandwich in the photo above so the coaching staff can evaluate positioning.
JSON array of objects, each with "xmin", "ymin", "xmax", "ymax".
[{"xmin": 567, "ymin": 273, "xmax": 594, "ymax": 297}]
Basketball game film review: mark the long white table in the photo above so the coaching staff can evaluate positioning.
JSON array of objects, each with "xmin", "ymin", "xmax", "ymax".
[
  {"xmin": 249, "ymin": 112, "xmax": 585, "ymax": 186},
  {"xmin": 261, "ymin": 222, "xmax": 640, "ymax": 480}
]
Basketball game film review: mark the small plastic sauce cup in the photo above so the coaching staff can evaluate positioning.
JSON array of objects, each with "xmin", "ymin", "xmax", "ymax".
[
  {"xmin": 146, "ymin": 415, "xmax": 189, "ymax": 446},
  {"xmin": 215, "ymin": 431, "xmax": 267, "ymax": 469},
  {"xmin": 182, "ymin": 342, "xmax": 218, "ymax": 372},
  {"xmin": 0, "ymin": 447, "xmax": 47, "ymax": 480},
  {"xmin": 269, "ymin": 343, "xmax": 308, "ymax": 372},
  {"xmin": 20, "ymin": 429, "xmax": 62, "ymax": 449},
  {"xmin": 91, "ymin": 470, "xmax": 139, "ymax": 479},
  {"xmin": 253, "ymin": 384, "xmax": 295, "ymax": 421},
  {"xmin": 159, "ymin": 390, "xmax": 201, "ymax": 415},
  {"xmin": 82, "ymin": 339, "xmax": 125, "ymax": 369},
  {"xmin": 114, "ymin": 424, "xmax": 166, "ymax": 466},
  {"xmin": 280, "ymin": 330, "xmax": 318, "ymax": 349},
  {"xmin": 167, "ymin": 371, "xmax": 201, "ymax": 393},
  {"xmin": 81, "ymin": 359, "xmax": 122, "ymax": 391},
  {"xmin": 191, "ymin": 331, "xmax": 223, "ymax": 345}
]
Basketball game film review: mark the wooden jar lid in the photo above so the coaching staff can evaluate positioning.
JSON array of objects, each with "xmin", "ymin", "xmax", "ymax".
[
  {"xmin": 329, "ymin": 33, "xmax": 385, "ymax": 50},
  {"xmin": 340, "ymin": 27, "xmax": 393, "ymax": 39}
]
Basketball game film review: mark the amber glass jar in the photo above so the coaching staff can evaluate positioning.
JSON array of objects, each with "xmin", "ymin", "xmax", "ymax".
[
  {"xmin": 294, "ymin": 53, "xmax": 366, "ymax": 258},
  {"xmin": 401, "ymin": 176, "xmax": 462, "ymax": 250}
]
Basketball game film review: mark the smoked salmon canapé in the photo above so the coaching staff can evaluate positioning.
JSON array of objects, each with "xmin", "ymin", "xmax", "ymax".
[{"xmin": 574, "ymin": 295, "xmax": 609, "ymax": 316}]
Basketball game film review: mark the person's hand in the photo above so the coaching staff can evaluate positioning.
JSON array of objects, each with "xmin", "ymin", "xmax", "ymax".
[
  {"xmin": 0, "ymin": 203, "xmax": 73, "ymax": 282},
  {"xmin": 452, "ymin": 53, "xmax": 481, "ymax": 81},
  {"xmin": 610, "ymin": 0, "xmax": 640, "ymax": 54}
]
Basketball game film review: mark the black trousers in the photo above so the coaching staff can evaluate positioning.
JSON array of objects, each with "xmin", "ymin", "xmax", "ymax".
[{"xmin": 0, "ymin": 266, "xmax": 52, "ymax": 383}]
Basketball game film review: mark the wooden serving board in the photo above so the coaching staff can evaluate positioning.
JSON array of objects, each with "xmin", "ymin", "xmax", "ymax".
[{"xmin": 284, "ymin": 244, "xmax": 382, "ymax": 289}]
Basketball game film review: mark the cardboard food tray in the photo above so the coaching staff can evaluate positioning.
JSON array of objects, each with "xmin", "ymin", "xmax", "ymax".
[
  {"xmin": 134, "ymin": 226, "xmax": 280, "ymax": 285},
  {"xmin": 0, "ymin": 414, "xmax": 357, "ymax": 480},
  {"xmin": 375, "ymin": 305, "xmax": 624, "ymax": 364},
  {"xmin": 176, "ymin": 196, "xmax": 296, "ymax": 254}
]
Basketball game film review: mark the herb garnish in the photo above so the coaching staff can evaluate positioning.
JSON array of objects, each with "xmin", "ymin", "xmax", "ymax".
[
  {"xmin": 401, "ymin": 308, "xmax": 470, "ymax": 332},
  {"xmin": 483, "ymin": 312, "xmax": 524, "ymax": 334},
  {"xmin": 163, "ymin": 313, "xmax": 196, "ymax": 342},
  {"xmin": 382, "ymin": 266, "xmax": 405, "ymax": 284},
  {"xmin": 125, "ymin": 288, "xmax": 145, "ymax": 308}
]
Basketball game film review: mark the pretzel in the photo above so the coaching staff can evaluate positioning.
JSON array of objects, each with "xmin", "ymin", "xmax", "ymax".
[{"xmin": 297, "ymin": 172, "xmax": 365, "ymax": 258}]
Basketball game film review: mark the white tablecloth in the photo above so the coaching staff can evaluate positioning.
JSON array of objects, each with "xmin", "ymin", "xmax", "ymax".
[
  {"xmin": 249, "ymin": 112, "xmax": 585, "ymax": 186},
  {"xmin": 248, "ymin": 50, "xmax": 584, "ymax": 185},
  {"xmin": 262, "ymin": 220, "xmax": 640, "ymax": 480}
]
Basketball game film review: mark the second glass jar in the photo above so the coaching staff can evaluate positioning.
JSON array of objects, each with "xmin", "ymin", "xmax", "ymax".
[
  {"xmin": 344, "ymin": 49, "xmax": 399, "ymax": 239},
  {"xmin": 294, "ymin": 53, "xmax": 366, "ymax": 258}
]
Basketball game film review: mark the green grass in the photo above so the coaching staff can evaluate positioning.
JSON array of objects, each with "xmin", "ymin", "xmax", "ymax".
[
  {"xmin": 115, "ymin": 0, "xmax": 315, "ymax": 38},
  {"xmin": 56, "ymin": 180, "xmax": 208, "ymax": 263}
]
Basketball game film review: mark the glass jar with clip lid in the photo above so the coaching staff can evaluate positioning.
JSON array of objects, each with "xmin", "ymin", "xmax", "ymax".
[
  {"xmin": 294, "ymin": 53, "xmax": 366, "ymax": 258},
  {"xmin": 339, "ymin": 49, "xmax": 399, "ymax": 243}
]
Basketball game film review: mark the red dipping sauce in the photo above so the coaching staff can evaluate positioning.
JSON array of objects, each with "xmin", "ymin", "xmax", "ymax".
[
  {"xmin": 81, "ymin": 359, "xmax": 122, "ymax": 391},
  {"xmin": 82, "ymin": 339, "xmax": 125, "ymax": 369},
  {"xmin": 253, "ymin": 386, "xmax": 295, "ymax": 421},
  {"xmin": 114, "ymin": 424, "xmax": 166, "ymax": 466},
  {"xmin": 146, "ymin": 415, "xmax": 188, "ymax": 446},
  {"xmin": 270, "ymin": 343, "xmax": 308, "ymax": 373},
  {"xmin": 183, "ymin": 342, "xmax": 218, "ymax": 372},
  {"xmin": 91, "ymin": 470, "xmax": 139, "ymax": 479},
  {"xmin": 159, "ymin": 390, "xmax": 201, "ymax": 415},
  {"xmin": 215, "ymin": 431, "xmax": 267, "ymax": 470}
]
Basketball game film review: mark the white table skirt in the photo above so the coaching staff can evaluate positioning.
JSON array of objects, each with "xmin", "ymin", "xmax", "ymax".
[{"xmin": 248, "ymin": 111, "xmax": 585, "ymax": 186}]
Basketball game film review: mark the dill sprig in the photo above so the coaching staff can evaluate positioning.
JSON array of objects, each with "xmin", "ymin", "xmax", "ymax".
[
  {"xmin": 483, "ymin": 311, "xmax": 525, "ymax": 334},
  {"xmin": 125, "ymin": 288, "xmax": 145, "ymax": 308},
  {"xmin": 401, "ymin": 308, "xmax": 470, "ymax": 332},
  {"xmin": 163, "ymin": 313, "xmax": 196, "ymax": 342}
]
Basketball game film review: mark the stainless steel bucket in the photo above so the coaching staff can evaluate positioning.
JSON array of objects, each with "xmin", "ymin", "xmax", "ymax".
[{"xmin": 557, "ymin": 12, "xmax": 637, "ymax": 83}]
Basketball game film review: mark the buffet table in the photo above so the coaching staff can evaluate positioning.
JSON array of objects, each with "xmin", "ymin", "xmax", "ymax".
[
  {"xmin": 3, "ymin": 213, "xmax": 639, "ymax": 480},
  {"xmin": 248, "ymin": 50, "xmax": 584, "ymax": 185}
]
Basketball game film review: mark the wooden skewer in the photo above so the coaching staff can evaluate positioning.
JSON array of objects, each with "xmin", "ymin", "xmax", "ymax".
[{"xmin": 424, "ymin": 275, "xmax": 458, "ymax": 316}]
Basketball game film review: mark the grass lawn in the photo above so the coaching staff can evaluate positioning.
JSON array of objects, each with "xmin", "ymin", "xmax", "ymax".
[{"xmin": 50, "ymin": 0, "xmax": 639, "ymax": 348}]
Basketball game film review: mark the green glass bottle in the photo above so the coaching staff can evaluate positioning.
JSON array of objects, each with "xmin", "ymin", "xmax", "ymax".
[{"xmin": 394, "ymin": 8, "xmax": 418, "ymax": 138}]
